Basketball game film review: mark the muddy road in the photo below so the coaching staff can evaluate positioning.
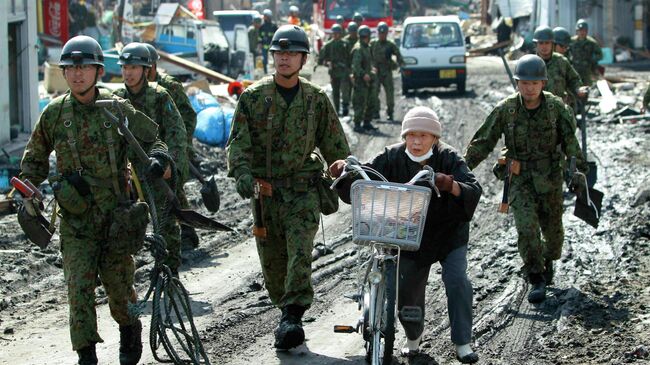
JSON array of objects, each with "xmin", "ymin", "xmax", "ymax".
[{"xmin": 1, "ymin": 56, "xmax": 649, "ymax": 365}]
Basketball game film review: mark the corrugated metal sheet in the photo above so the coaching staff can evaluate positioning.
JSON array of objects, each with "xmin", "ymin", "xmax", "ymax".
[{"xmin": 496, "ymin": 0, "xmax": 533, "ymax": 19}]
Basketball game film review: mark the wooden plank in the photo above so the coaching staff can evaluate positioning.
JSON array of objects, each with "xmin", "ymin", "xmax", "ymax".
[
  {"xmin": 467, "ymin": 40, "xmax": 512, "ymax": 55},
  {"xmin": 157, "ymin": 50, "xmax": 235, "ymax": 84}
]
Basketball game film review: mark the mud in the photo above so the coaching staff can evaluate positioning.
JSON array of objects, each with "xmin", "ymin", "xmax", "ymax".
[{"xmin": 1, "ymin": 56, "xmax": 649, "ymax": 365}]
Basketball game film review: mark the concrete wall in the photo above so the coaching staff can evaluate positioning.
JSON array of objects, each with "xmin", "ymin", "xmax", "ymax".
[{"xmin": 0, "ymin": 0, "xmax": 39, "ymax": 146}]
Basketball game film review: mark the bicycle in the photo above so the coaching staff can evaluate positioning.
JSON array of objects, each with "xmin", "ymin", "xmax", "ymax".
[{"xmin": 331, "ymin": 156, "xmax": 439, "ymax": 365}]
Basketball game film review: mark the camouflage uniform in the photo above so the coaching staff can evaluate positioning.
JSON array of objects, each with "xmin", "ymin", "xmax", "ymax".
[
  {"xmin": 369, "ymin": 39, "xmax": 403, "ymax": 119},
  {"xmin": 20, "ymin": 88, "xmax": 163, "ymax": 350},
  {"xmin": 114, "ymin": 84, "xmax": 188, "ymax": 271},
  {"xmin": 351, "ymin": 41, "xmax": 375, "ymax": 127},
  {"xmin": 544, "ymin": 52, "xmax": 582, "ymax": 108},
  {"xmin": 344, "ymin": 35, "xmax": 358, "ymax": 103},
  {"xmin": 464, "ymin": 92, "xmax": 587, "ymax": 275},
  {"xmin": 643, "ymin": 85, "xmax": 650, "ymax": 109},
  {"xmin": 248, "ymin": 25, "xmax": 260, "ymax": 55},
  {"xmin": 226, "ymin": 76, "xmax": 350, "ymax": 308},
  {"xmin": 318, "ymin": 37, "xmax": 351, "ymax": 114},
  {"xmin": 570, "ymin": 35, "xmax": 602, "ymax": 86}
]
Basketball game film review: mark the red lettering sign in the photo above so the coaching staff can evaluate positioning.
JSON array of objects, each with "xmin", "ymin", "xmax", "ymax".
[{"xmin": 42, "ymin": 0, "xmax": 69, "ymax": 44}]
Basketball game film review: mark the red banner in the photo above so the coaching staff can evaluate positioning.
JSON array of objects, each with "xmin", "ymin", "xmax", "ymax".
[
  {"xmin": 42, "ymin": 0, "xmax": 69, "ymax": 44},
  {"xmin": 187, "ymin": 0, "xmax": 205, "ymax": 20}
]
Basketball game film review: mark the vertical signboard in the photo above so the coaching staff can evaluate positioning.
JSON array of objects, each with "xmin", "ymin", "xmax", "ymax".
[{"xmin": 40, "ymin": 0, "xmax": 69, "ymax": 44}]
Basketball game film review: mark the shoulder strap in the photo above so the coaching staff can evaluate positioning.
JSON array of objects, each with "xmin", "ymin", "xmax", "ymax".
[
  {"xmin": 61, "ymin": 95, "xmax": 84, "ymax": 175},
  {"xmin": 262, "ymin": 87, "xmax": 275, "ymax": 178},
  {"xmin": 299, "ymin": 87, "xmax": 316, "ymax": 168}
]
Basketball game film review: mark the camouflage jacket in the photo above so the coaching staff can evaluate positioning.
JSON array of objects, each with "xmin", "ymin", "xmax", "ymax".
[
  {"xmin": 318, "ymin": 38, "xmax": 351, "ymax": 78},
  {"xmin": 20, "ymin": 88, "xmax": 163, "ymax": 217},
  {"xmin": 226, "ymin": 76, "xmax": 350, "ymax": 185},
  {"xmin": 248, "ymin": 25, "xmax": 260, "ymax": 53},
  {"xmin": 644, "ymin": 85, "xmax": 650, "ymax": 108},
  {"xmin": 156, "ymin": 72, "xmax": 197, "ymax": 147},
  {"xmin": 351, "ymin": 41, "xmax": 373, "ymax": 80},
  {"xmin": 344, "ymin": 35, "xmax": 359, "ymax": 65},
  {"xmin": 369, "ymin": 39, "xmax": 403, "ymax": 74},
  {"xmin": 464, "ymin": 92, "xmax": 587, "ymax": 194},
  {"xmin": 570, "ymin": 35, "xmax": 602, "ymax": 83},
  {"xmin": 114, "ymin": 84, "xmax": 189, "ymax": 181},
  {"xmin": 544, "ymin": 52, "xmax": 582, "ymax": 101}
]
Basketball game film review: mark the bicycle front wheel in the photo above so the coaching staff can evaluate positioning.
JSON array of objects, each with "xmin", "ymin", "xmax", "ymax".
[{"xmin": 369, "ymin": 259, "xmax": 396, "ymax": 365}]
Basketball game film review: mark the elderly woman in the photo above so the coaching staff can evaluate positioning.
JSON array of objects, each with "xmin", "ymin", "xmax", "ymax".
[{"xmin": 330, "ymin": 106, "xmax": 481, "ymax": 363}]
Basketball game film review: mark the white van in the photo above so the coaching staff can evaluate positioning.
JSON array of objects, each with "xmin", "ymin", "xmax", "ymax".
[{"xmin": 399, "ymin": 16, "xmax": 467, "ymax": 93}]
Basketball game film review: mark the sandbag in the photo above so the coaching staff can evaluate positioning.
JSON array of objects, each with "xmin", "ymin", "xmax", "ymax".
[
  {"xmin": 189, "ymin": 91, "xmax": 220, "ymax": 114},
  {"xmin": 194, "ymin": 106, "xmax": 232, "ymax": 148}
]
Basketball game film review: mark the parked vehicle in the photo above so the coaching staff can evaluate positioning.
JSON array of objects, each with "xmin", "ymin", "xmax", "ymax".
[{"xmin": 399, "ymin": 16, "xmax": 467, "ymax": 94}]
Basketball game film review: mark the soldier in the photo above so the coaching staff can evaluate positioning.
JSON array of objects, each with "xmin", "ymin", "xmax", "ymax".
[
  {"xmin": 226, "ymin": 25, "xmax": 350, "ymax": 350},
  {"xmin": 351, "ymin": 25, "xmax": 376, "ymax": 132},
  {"xmin": 114, "ymin": 42, "xmax": 189, "ymax": 276},
  {"xmin": 571, "ymin": 19, "xmax": 603, "ymax": 86},
  {"xmin": 317, "ymin": 24, "xmax": 351, "ymax": 116},
  {"xmin": 19, "ymin": 36, "xmax": 165, "ymax": 365},
  {"xmin": 533, "ymin": 26, "xmax": 586, "ymax": 108},
  {"xmin": 335, "ymin": 15, "xmax": 346, "ymax": 36},
  {"xmin": 259, "ymin": 9, "xmax": 279, "ymax": 74},
  {"xmin": 553, "ymin": 27, "xmax": 573, "ymax": 62},
  {"xmin": 343, "ymin": 21, "xmax": 359, "ymax": 105},
  {"xmin": 352, "ymin": 11, "xmax": 364, "ymax": 25},
  {"xmin": 144, "ymin": 43, "xmax": 201, "ymax": 249},
  {"xmin": 643, "ymin": 85, "xmax": 650, "ymax": 112},
  {"xmin": 464, "ymin": 55, "xmax": 588, "ymax": 304},
  {"xmin": 369, "ymin": 21, "xmax": 404, "ymax": 121},
  {"xmin": 248, "ymin": 15, "xmax": 263, "ymax": 59}
]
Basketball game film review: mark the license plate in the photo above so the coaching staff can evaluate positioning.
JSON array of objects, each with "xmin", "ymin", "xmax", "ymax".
[{"xmin": 440, "ymin": 69, "xmax": 456, "ymax": 79}]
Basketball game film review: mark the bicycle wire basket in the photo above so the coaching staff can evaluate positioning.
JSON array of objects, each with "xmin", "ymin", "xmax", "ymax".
[{"xmin": 350, "ymin": 180, "xmax": 432, "ymax": 251}]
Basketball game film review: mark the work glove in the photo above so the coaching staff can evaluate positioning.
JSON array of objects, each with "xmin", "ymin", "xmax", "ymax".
[
  {"xmin": 329, "ymin": 160, "xmax": 346, "ymax": 178},
  {"xmin": 236, "ymin": 173, "xmax": 255, "ymax": 199},
  {"xmin": 434, "ymin": 173, "xmax": 455, "ymax": 193},
  {"xmin": 147, "ymin": 157, "xmax": 166, "ymax": 180},
  {"xmin": 569, "ymin": 172, "xmax": 587, "ymax": 194}
]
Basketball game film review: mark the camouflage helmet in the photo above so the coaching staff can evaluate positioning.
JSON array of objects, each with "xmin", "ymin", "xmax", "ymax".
[
  {"xmin": 143, "ymin": 43, "xmax": 160, "ymax": 65},
  {"xmin": 59, "ymin": 35, "xmax": 104, "ymax": 67},
  {"xmin": 533, "ymin": 26, "xmax": 554, "ymax": 42},
  {"xmin": 347, "ymin": 21, "xmax": 358, "ymax": 33},
  {"xmin": 269, "ymin": 25, "xmax": 310, "ymax": 53},
  {"xmin": 513, "ymin": 54, "xmax": 547, "ymax": 81},
  {"xmin": 576, "ymin": 18, "xmax": 588, "ymax": 30},
  {"xmin": 336, "ymin": 15, "xmax": 344, "ymax": 24},
  {"xmin": 331, "ymin": 24, "xmax": 343, "ymax": 34},
  {"xmin": 353, "ymin": 12, "xmax": 364, "ymax": 23},
  {"xmin": 553, "ymin": 27, "xmax": 571, "ymax": 46},
  {"xmin": 358, "ymin": 25, "xmax": 371, "ymax": 38},
  {"xmin": 377, "ymin": 21, "xmax": 389, "ymax": 34},
  {"xmin": 118, "ymin": 42, "xmax": 151, "ymax": 67}
]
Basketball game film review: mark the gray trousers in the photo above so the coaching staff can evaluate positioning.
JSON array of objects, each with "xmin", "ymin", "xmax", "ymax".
[{"xmin": 397, "ymin": 245, "xmax": 473, "ymax": 345}]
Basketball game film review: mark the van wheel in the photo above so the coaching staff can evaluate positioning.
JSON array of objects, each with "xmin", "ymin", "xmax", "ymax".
[{"xmin": 457, "ymin": 80, "xmax": 466, "ymax": 94}]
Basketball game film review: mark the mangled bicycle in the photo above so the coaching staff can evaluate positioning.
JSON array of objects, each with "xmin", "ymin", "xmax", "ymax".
[{"xmin": 331, "ymin": 156, "xmax": 439, "ymax": 365}]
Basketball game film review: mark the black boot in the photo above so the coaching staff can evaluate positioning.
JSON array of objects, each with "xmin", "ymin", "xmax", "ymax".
[
  {"xmin": 274, "ymin": 305, "xmax": 306, "ymax": 350},
  {"xmin": 527, "ymin": 273, "xmax": 547, "ymax": 303},
  {"xmin": 353, "ymin": 124, "xmax": 365, "ymax": 133},
  {"xmin": 363, "ymin": 121, "xmax": 378, "ymax": 131},
  {"xmin": 119, "ymin": 320, "xmax": 143, "ymax": 365},
  {"xmin": 543, "ymin": 259, "xmax": 554, "ymax": 284},
  {"xmin": 181, "ymin": 224, "xmax": 200, "ymax": 250},
  {"xmin": 342, "ymin": 103, "xmax": 349, "ymax": 116},
  {"xmin": 387, "ymin": 111, "xmax": 394, "ymax": 122},
  {"xmin": 77, "ymin": 344, "xmax": 98, "ymax": 365}
]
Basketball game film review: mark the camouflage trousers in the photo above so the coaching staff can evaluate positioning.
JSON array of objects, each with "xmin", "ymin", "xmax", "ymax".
[
  {"xmin": 60, "ymin": 212, "xmax": 138, "ymax": 351},
  {"xmin": 254, "ymin": 188, "xmax": 320, "ymax": 309},
  {"xmin": 150, "ymin": 183, "xmax": 182, "ymax": 271},
  {"xmin": 352, "ymin": 79, "xmax": 374, "ymax": 125},
  {"xmin": 330, "ymin": 74, "xmax": 351, "ymax": 114},
  {"xmin": 510, "ymin": 179, "xmax": 564, "ymax": 275},
  {"xmin": 370, "ymin": 70, "xmax": 395, "ymax": 117}
]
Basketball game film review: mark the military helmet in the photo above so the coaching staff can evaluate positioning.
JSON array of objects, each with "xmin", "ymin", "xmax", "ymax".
[
  {"xmin": 553, "ymin": 27, "xmax": 571, "ymax": 46},
  {"xmin": 118, "ymin": 42, "xmax": 151, "ymax": 67},
  {"xmin": 353, "ymin": 12, "xmax": 363, "ymax": 23},
  {"xmin": 347, "ymin": 21, "xmax": 358, "ymax": 33},
  {"xmin": 576, "ymin": 18, "xmax": 588, "ymax": 30},
  {"xmin": 269, "ymin": 25, "xmax": 310, "ymax": 53},
  {"xmin": 513, "ymin": 54, "xmax": 547, "ymax": 81},
  {"xmin": 59, "ymin": 35, "xmax": 104, "ymax": 67},
  {"xmin": 533, "ymin": 26, "xmax": 553, "ymax": 42},
  {"xmin": 377, "ymin": 22, "xmax": 389, "ymax": 34},
  {"xmin": 358, "ymin": 25, "xmax": 371, "ymax": 38},
  {"xmin": 143, "ymin": 43, "xmax": 160, "ymax": 65},
  {"xmin": 336, "ymin": 15, "xmax": 344, "ymax": 24},
  {"xmin": 331, "ymin": 24, "xmax": 343, "ymax": 33}
]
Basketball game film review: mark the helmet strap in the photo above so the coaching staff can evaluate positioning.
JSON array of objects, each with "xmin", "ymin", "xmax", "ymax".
[{"xmin": 77, "ymin": 66, "xmax": 100, "ymax": 97}]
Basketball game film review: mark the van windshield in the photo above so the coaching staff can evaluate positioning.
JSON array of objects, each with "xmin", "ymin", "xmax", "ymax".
[
  {"xmin": 201, "ymin": 24, "xmax": 229, "ymax": 48},
  {"xmin": 403, "ymin": 22, "xmax": 463, "ymax": 48},
  {"xmin": 216, "ymin": 15, "xmax": 253, "ymax": 31}
]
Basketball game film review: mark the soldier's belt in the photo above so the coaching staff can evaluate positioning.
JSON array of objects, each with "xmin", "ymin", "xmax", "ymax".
[
  {"xmin": 501, "ymin": 157, "xmax": 555, "ymax": 173},
  {"xmin": 254, "ymin": 176, "xmax": 315, "ymax": 192}
]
